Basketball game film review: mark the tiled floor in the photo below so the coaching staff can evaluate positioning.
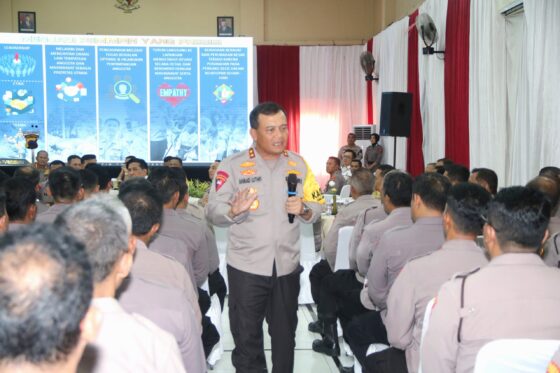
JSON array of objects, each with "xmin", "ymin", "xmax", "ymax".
[{"xmin": 210, "ymin": 301, "xmax": 356, "ymax": 372}]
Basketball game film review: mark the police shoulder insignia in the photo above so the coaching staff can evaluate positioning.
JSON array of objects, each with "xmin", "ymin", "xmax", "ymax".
[
  {"xmin": 215, "ymin": 170, "xmax": 229, "ymax": 192},
  {"xmin": 248, "ymin": 148, "xmax": 256, "ymax": 158},
  {"xmin": 288, "ymin": 160, "xmax": 297, "ymax": 167}
]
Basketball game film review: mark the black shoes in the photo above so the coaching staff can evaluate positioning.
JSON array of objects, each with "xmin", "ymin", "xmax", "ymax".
[
  {"xmin": 308, "ymin": 320, "xmax": 323, "ymax": 334},
  {"xmin": 312, "ymin": 322, "xmax": 340, "ymax": 357}
]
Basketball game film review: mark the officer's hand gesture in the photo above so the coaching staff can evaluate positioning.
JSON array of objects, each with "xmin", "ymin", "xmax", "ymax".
[{"xmin": 228, "ymin": 187, "xmax": 258, "ymax": 218}]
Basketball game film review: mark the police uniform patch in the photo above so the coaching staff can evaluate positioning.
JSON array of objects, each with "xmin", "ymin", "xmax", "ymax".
[
  {"xmin": 287, "ymin": 170, "xmax": 301, "ymax": 176},
  {"xmin": 215, "ymin": 170, "xmax": 229, "ymax": 191},
  {"xmin": 241, "ymin": 169, "xmax": 256, "ymax": 176},
  {"xmin": 240, "ymin": 161, "xmax": 255, "ymax": 168},
  {"xmin": 249, "ymin": 148, "xmax": 256, "ymax": 158}
]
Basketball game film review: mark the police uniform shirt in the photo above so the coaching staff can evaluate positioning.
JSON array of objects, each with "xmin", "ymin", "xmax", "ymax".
[
  {"xmin": 544, "ymin": 216, "xmax": 560, "ymax": 267},
  {"xmin": 7, "ymin": 222, "xmax": 26, "ymax": 231},
  {"xmin": 386, "ymin": 239, "xmax": 488, "ymax": 373},
  {"xmin": 324, "ymin": 170, "xmax": 345, "ymax": 195},
  {"xmin": 118, "ymin": 275, "xmax": 206, "ymax": 373},
  {"xmin": 35, "ymin": 203, "xmax": 69, "ymax": 223},
  {"xmin": 364, "ymin": 143, "xmax": 383, "ymax": 169},
  {"xmin": 177, "ymin": 208, "xmax": 220, "ymax": 274},
  {"xmin": 150, "ymin": 233, "xmax": 197, "ymax": 290},
  {"xmin": 421, "ymin": 253, "xmax": 560, "ymax": 373},
  {"xmin": 323, "ymin": 194, "xmax": 379, "ymax": 270},
  {"xmin": 134, "ymin": 239, "xmax": 201, "ymax": 325},
  {"xmin": 78, "ymin": 298, "xmax": 185, "ymax": 373},
  {"xmin": 355, "ymin": 207, "xmax": 412, "ymax": 277},
  {"xmin": 206, "ymin": 147, "xmax": 324, "ymax": 277},
  {"xmin": 158, "ymin": 208, "xmax": 210, "ymax": 287},
  {"xmin": 366, "ymin": 216, "xmax": 444, "ymax": 312},
  {"xmin": 348, "ymin": 202, "xmax": 386, "ymax": 273}
]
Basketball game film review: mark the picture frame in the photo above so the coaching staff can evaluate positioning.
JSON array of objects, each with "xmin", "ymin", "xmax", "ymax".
[
  {"xmin": 217, "ymin": 16, "xmax": 234, "ymax": 37},
  {"xmin": 18, "ymin": 11, "xmax": 36, "ymax": 33}
]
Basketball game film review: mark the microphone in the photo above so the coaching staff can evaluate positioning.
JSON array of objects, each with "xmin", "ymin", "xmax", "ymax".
[{"xmin": 287, "ymin": 173, "xmax": 298, "ymax": 223}]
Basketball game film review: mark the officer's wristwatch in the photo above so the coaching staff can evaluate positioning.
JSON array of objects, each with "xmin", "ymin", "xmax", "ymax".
[{"xmin": 300, "ymin": 204, "xmax": 311, "ymax": 216}]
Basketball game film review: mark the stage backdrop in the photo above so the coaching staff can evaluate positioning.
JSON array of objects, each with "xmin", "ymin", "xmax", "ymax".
[{"xmin": 0, "ymin": 33, "xmax": 253, "ymax": 163}]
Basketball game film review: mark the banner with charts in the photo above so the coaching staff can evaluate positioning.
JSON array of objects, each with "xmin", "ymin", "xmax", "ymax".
[{"xmin": 0, "ymin": 33, "xmax": 253, "ymax": 162}]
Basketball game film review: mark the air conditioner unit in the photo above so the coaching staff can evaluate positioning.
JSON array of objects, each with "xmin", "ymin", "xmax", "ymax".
[{"xmin": 353, "ymin": 125, "xmax": 378, "ymax": 156}]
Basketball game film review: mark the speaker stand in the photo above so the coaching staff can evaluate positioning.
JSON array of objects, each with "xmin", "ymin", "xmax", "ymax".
[{"xmin": 393, "ymin": 136, "xmax": 397, "ymax": 167}]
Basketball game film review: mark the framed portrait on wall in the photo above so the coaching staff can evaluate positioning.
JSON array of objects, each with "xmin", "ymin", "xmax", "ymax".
[
  {"xmin": 18, "ymin": 11, "xmax": 36, "ymax": 33},
  {"xmin": 217, "ymin": 16, "xmax": 234, "ymax": 37}
]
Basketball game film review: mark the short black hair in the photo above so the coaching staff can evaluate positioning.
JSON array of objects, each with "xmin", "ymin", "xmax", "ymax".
[
  {"xmin": 413, "ymin": 173, "xmax": 451, "ymax": 212},
  {"xmin": 79, "ymin": 169, "xmax": 98, "ymax": 194},
  {"xmin": 0, "ymin": 224, "xmax": 92, "ymax": 364},
  {"xmin": 126, "ymin": 157, "xmax": 148, "ymax": 171},
  {"xmin": 487, "ymin": 186, "xmax": 550, "ymax": 251},
  {"xmin": 2, "ymin": 177, "xmax": 36, "ymax": 221},
  {"xmin": 147, "ymin": 167, "xmax": 181, "ymax": 204},
  {"xmin": 446, "ymin": 183, "xmax": 491, "ymax": 235},
  {"xmin": 383, "ymin": 171, "xmax": 413, "ymax": 207},
  {"xmin": 86, "ymin": 164, "xmax": 111, "ymax": 191},
  {"xmin": 343, "ymin": 149, "xmax": 356, "ymax": 159},
  {"xmin": 13, "ymin": 166, "xmax": 40, "ymax": 187},
  {"xmin": 67, "ymin": 154, "xmax": 81, "ymax": 164},
  {"xmin": 435, "ymin": 165, "xmax": 445, "ymax": 174},
  {"xmin": 437, "ymin": 158, "xmax": 453, "ymax": 166},
  {"xmin": 378, "ymin": 164, "xmax": 395, "ymax": 175},
  {"xmin": 474, "ymin": 168, "xmax": 498, "ymax": 195},
  {"xmin": 49, "ymin": 160, "xmax": 65, "ymax": 168},
  {"xmin": 168, "ymin": 167, "xmax": 189, "ymax": 201},
  {"xmin": 0, "ymin": 170, "xmax": 9, "ymax": 186},
  {"xmin": 539, "ymin": 166, "xmax": 560, "ymax": 181},
  {"xmin": 48, "ymin": 167, "xmax": 82, "ymax": 202},
  {"xmin": 249, "ymin": 102, "xmax": 286, "ymax": 129},
  {"xmin": 163, "ymin": 156, "xmax": 174, "ymax": 163},
  {"xmin": 81, "ymin": 154, "xmax": 96, "ymax": 163},
  {"xmin": 526, "ymin": 176, "xmax": 559, "ymax": 216},
  {"xmin": 119, "ymin": 179, "xmax": 164, "ymax": 236},
  {"xmin": 445, "ymin": 164, "xmax": 470, "ymax": 184},
  {"xmin": 351, "ymin": 159, "xmax": 362, "ymax": 167},
  {"xmin": 328, "ymin": 156, "xmax": 341, "ymax": 168}
]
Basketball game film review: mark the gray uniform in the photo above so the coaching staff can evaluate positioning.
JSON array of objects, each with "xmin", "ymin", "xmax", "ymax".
[
  {"xmin": 364, "ymin": 143, "xmax": 383, "ymax": 169},
  {"xmin": 323, "ymin": 195, "xmax": 379, "ymax": 270},
  {"xmin": 365, "ymin": 216, "xmax": 444, "ymax": 312},
  {"xmin": 178, "ymin": 208, "xmax": 220, "ymax": 274},
  {"xmin": 421, "ymin": 253, "xmax": 560, "ymax": 373},
  {"xmin": 324, "ymin": 170, "xmax": 345, "ymax": 195},
  {"xmin": 355, "ymin": 207, "xmax": 412, "ymax": 277},
  {"xmin": 386, "ymin": 239, "xmax": 488, "ymax": 373},
  {"xmin": 118, "ymin": 275, "xmax": 206, "ymax": 372},
  {"xmin": 206, "ymin": 147, "xmax": 323, "ymax": 277},
  {"xmin": 35, "ymin": 203, "xmax": 69, "ymax": 223},
  {"xmin": 131, "ymin": 240, "xmax": 201, "ymax": 325},
  {"xmin": 348, "ymin": 201, "xmax": 386, "ymax": 273},
  {"xmin": 158, "ymin": 209, "xmax": 210, "ymax": 287}
]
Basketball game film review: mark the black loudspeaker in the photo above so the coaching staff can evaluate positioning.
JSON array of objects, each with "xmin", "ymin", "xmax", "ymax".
[{"xmin": 379, "ymin": 92, "xmax": 412, "ymax": 137}]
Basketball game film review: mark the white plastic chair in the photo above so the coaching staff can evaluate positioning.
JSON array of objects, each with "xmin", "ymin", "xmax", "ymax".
[
  {"xmin": 340, "ymin": 184, "xmax": 352, "ymax": 198},
  {"xmin": 473, "ymin": 339, "xmax": 560, "ymax": 373},
  {"xmin": 298, "ymin": 223, "xmax": 320, "ymax": 304},
  {"xmin": 334, "ymin": 226, "xmax": 353, "ymax": 271},
  {"xmin": 206, "ymin": 294, "xmax": 224, "ymax": 367},
  {"xmin": 418, "ymin": 297, "xmax": 436, "ymax": 373}
]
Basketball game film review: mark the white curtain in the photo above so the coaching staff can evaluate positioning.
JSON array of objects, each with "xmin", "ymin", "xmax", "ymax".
[
  {"xmin": 372, "ymin": 16, "xmax": 409, "ymax": 170},
  {"xmin": 469, "ymin": 0, "xmax": 508, "ymax": 186},
  {"xmin": 299, "ymin": 46, "xmax": 367, "ymax": 183},
  {"xmin": 418, "ymin": 0, "xmax": 448, "ymax": 165},
  {"xmin": 507, "ymin": 0, "xmax": 560, "ymax": 185}
]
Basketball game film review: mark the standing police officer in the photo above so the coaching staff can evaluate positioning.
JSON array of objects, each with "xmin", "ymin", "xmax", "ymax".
[{"xmin": 206, "ymin": 102, "xmax": 324, "ymax": 373}]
